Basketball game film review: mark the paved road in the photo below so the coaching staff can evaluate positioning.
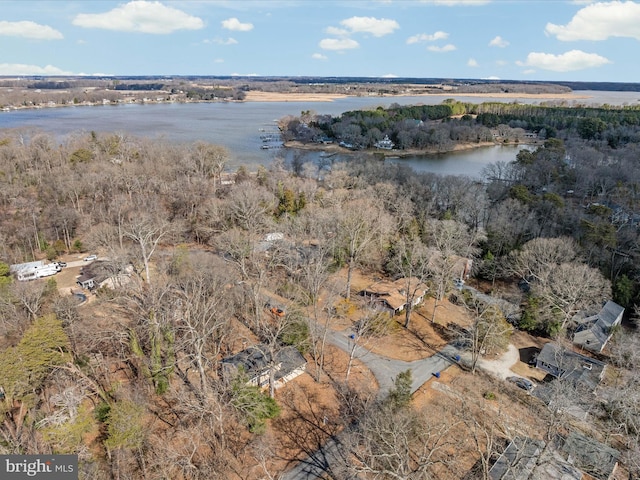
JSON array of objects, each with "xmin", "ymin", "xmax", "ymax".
[
  {"xmin": 281, "ymin": 330, "xmax": 461, "ymax": 480},
  {"xmin": 327, "ymin": 329, "xmax": 459, "ymax": 394}
]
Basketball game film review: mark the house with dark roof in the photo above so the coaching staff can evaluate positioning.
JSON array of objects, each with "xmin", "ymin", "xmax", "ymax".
[
  {"xmin": 572, "ymin": 300, "xmax": 624, "ymax": 353},
  {"xmin": 76, "ymin": 261, "xmax": 133, "ymax": 290},
  {"xmin": 535, "ymin": 343, "xmax": 605, "ymax": 392},
  {"xmin": 560, "ymin": 431, "xmax": 619, "ymax": 480},
  {"xmin": 221, "ymin": 344, "xmax": 307, "ymax": 390},
  {"xmin": 360, "ymin": 277, "xmax": 428, "ymax": 315},
  {"xmin": 489, "ymin": 432, "xmax": 619, "ymax": 480},
  {"xmin": 489, "ymin": 436, "xmax": 581, "ymax": 480}
]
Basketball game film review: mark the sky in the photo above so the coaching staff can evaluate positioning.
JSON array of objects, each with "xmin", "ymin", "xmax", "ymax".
[{"xmin": 0, "ymin": 0, "xmax": 639, "ymax": 82}]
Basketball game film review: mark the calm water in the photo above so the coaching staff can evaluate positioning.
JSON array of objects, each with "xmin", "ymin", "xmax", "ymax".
[{"xmin": 0, "ymin": 90, "xmax": 634, "ymax": 177}]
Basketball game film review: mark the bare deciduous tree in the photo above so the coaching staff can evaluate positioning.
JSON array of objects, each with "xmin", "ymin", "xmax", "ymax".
[
  {"xmin": 423, "ymin": 219, "xmax": 481, "ymax": 322},
  {"xmin": 123, "ymin": 211, "xmax": 172, "ymax": 285},
  {"xmin": 335, "ymin": 197, "xmax": 393, "ymax": 299},
  {"xmin": 386, "ymin": 235, "xmax": 431, "ymax": 328}
]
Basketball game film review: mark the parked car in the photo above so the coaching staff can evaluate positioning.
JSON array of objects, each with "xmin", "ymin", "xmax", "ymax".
[
  {"xmin": 453, "ymin": 278, "xmax": 465, "ymax": 289},
  {"xmin": 55, "ymin": 261, "xmax": 67, "ymax": 268},
  {"xmin": 506, "ymin": 376, "xmax": 535, "ymax": 391},
  {"xmin": 84, "ymin": 254, "xmax": 98, "ymax": 261}
]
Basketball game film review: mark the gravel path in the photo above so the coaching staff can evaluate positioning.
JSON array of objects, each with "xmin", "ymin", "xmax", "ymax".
[{"xmin": 476, "ymin": 344, "xmax": 520, "ymax": 379}]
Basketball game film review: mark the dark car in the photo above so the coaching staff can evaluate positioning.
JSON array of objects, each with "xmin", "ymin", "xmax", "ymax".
[
  {"xmin": 506, "ymin": 376, "xmax": 535, "ymax": 391},
  {"xmin": 56, "ymin": 261, "xmax": 67, "ymax": 268}
]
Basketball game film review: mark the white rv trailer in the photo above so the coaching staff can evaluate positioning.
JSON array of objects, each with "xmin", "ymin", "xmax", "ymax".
[{"xmin": 16, "ymin": 263, "xmax": 60, "ymax": 281}]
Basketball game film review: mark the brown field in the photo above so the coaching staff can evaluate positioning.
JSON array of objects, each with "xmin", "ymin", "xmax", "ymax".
[{"xmin": 244, "ymin": 90, "xmax": 593, "ymax": 103}]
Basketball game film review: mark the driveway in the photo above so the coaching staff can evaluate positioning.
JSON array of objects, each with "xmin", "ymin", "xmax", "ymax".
[
  {"xmin": 327, "ymin": 329, "xmax": 458, "ymax": 394},
  {"xmin": 281, "ymin": 330, "xmax": 460, "ymax": 480},
  {"xmin": 475, "ymin": 344, "xmax": 520, "ymax": 380}
]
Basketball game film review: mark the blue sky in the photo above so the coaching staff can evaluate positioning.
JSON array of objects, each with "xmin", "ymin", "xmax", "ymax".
[{"xmin": 1, "ymin": 0, "xmax": 639, "ymax": 82}]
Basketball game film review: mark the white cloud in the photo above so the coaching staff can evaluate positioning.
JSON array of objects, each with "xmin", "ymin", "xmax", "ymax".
[
  {"xmin": 382, "ymin": 73, "xmax": 399, "ymax": 78},
  {"xmin": 73, "ymin": 1, "xmax": 204, "ymax": 34},
  {"xmin": 516, "ymin": 49, "xmax": 611, "ymax": 72},
  {"xmin": 319, "ymin": 38, "xmax": 359, "ymax": 50},
  {"xmin": 522, "ymin": 69, "xmax": 536, "ymax": 75},
  {"xmin": 546, "ymin": 1, "xmax": 640, "ymax": 41},
  {"xmin": 468, "ymin": 58, "xmax": 479, "ymax": 67},
  {"xmin": 214, "ymin": 58, "xmax": 224, "ymax": 63},
  {"xmin": 325, "ymin": 26, "xmax": 349, "ymax": 36},
  {"xmin": 340, "ymin": 16, "xmax": 399, "ymax": 37},
  {"xmin": 419, "ymin": 0, "xmax": 491, "ymax": 5},
  {"xmin": 489, "ymin": 35, "xmax": 509, "ymax": 47},
  {"xmin": 427, "ymin": 43, "xmax": 456, "ymax": 52},
  {"xmin": 484, "ymin": 75, "xmax": 501, "ymax": 80},
  {"xmin": 0, "ymin": 20, "xmax": 63, "ymax": 40},
  {"xmin": 221, "ymin": 17, "xmax": 254, "ymax": 32},
  {"xmin": 407, "ymin": 31, "xmax": 448, "ymax": 44},
  {"xmin": 0, "ymin": 63, "xmax": 74, "ymax": 75},
  {"xmin": 495, "ymin": 60, "xmax": 507, "ymax": 66}
]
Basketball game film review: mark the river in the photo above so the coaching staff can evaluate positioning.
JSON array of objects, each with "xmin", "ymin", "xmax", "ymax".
[{"xmin": 0, "ymin": 90, "xmax": 636, "ymax": 177}]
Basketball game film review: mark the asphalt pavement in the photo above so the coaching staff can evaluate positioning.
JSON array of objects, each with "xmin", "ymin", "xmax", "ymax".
[{"xmin": 281, "ymin": 328, "xmax": 461, "ymax": 479}]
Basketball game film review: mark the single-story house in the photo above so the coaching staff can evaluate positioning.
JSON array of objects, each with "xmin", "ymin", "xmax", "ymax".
[
  {"xmin": 76, "ymin": 261, "xmax": 132, "ymax": 291},
  {"xmin": 535, "ymin": 343, "xmax": 605, "ymax": 392},
  {"xmin": 76, "ymin": 273, "xmax": 96, "ymax": 290},
  {"xmin": 360, "ymin": 277, "xmax": 428, "ymax": 315},
  {"xmin": 573, "ymin": 300, "xmax": 624, "ymax": 353},
  {"xmin": 221, "ymin": 344, "xmax": 307, "ymax": 390},
  {"xmin": 560, "ymin": 431, "xmax": 619, "ymax": 480},
  {"xmin": 489, "ymin": 432, "xmax": 619, "ymax": 480},
  {"xmin": 489, "ymin": 436, "xmax": 581, "ymax": 480}
]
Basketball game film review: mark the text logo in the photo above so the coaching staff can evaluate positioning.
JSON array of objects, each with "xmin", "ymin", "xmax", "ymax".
[{"xmin": 1, "ymin": 455, "xmax": 78, "ymax": 479}]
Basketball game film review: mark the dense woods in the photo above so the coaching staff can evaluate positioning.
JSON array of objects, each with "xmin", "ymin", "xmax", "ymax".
[
  {"xmin": 1, "ymin": 96, "xmax": 640, "ymax": 479},
  {"xmin": 281, "ymin": 99, "xmax": 640, "ymax": 152}
]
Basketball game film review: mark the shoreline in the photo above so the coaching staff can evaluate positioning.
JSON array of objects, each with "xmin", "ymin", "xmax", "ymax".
[
  {"xmin": 0, "ymin": 90, "xmax": 597, "ymax": 113},
  {"xmin": 284, "ymin": 139, "xmax": 539, "ymax": 158},
  {"xmin": 243, "ymin": 90, "xmax": 593, "ymax": 103}
]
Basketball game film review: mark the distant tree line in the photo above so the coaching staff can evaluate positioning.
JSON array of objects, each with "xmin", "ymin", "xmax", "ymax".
[
  {"xmin": 113, "ymin": 83, "xmax": 165, "ymax": 91},
  {"xmin": 186, "ymin": 87, "xmax": 246, "ymax": 101}
]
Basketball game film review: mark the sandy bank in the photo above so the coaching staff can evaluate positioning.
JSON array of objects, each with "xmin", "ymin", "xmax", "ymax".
[
  {"xmin": 283, "ymin": 139, "xmax": 533, "ymax": 157},
  {"xmin": 244, "ymin": 90, "xmax": 593, "ymax": 103},
  {"xmin": 423, "ymin": 91, "xmax": 592, "ymax": 100},
  {"xmin": 243, "ymin": 91, "xmax": 349, "ymax": 102}
]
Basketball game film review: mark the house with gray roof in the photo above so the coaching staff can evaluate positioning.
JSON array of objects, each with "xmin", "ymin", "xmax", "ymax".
[
  {"xmin": 489, "ymin": 436, "xmax": 581, "ymax": 480},
  {"xmin": 560, "ymin": 431, "xmax": 619, "ymax": 480},
  {"xmin": 573, "ymin": 300, "xmax": 624, "ymax": 353},
  {"xmin": 221, "ymin": 344, "xmax": 307, "ymax": 390},
  {"xmin": 489, "ymin": 432, "xmax": 619, "ymax": 480},
  {"xmin": 535, "ymin": 343, "xmax": 605, "ymax": 392}
]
